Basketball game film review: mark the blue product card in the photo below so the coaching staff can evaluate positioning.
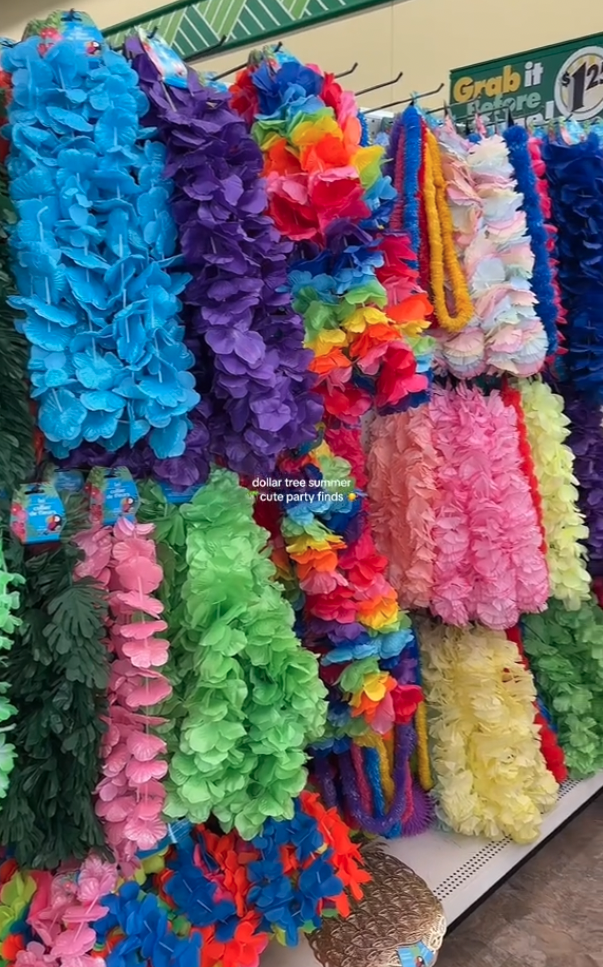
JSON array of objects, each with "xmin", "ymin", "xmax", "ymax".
[
  {"xmin": 397, "ymin": 942, "xmax": 437, "ymax": 966},
  {"xmin": 61, "ymin": 12, "xmax": 104, "ymax": 51},
  {"xmin": 45, "ymin": 469, "xmax": 85, "ymax": 494},
  {"xmin": 10, "ymin": 483, "xmax": 65, "ymax": 544},
  {"xmin": 87, "ymin": 467, "xmax": 140, "ymax": 525},
  {"xmin": 159, "ymin": 482, "xmax": 201, "ymax": 505},
  {"xmin": 138, "ymin": 28, "xmax": 188, "ymax": 88}
]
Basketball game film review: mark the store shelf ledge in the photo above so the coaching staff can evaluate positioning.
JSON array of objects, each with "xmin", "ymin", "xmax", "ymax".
[{"xmin": 260, "ymin": 773, "xmax": 603, "ymax": 966}]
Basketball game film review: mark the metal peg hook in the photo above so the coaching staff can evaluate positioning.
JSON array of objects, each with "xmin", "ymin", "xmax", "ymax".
[{"xmin": 355, "ymin": 71, "xmax": 403, "ymax": 98}]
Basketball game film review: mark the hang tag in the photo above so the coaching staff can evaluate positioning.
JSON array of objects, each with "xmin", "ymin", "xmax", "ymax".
[
  {"xmin": 87, "ymin": 467, "xmax": 140, "ymax": 525},
  {"xmin": 44, "ymin": 468, "xmax": 85, "ymax": 495},
  {"xmin": 397, "ymin": 941, "xmax": 437, "ymax": 966},
  {"xmin": 137, "ymin": 28, "xmax": 188, "ymax": 88},
  {"xmin": 159, "ymin": 482, "xmax": 201, "ymax": 505},
  {"xmin": 10, "ymin": 483, "xmax": 65, "ymax": 544}
]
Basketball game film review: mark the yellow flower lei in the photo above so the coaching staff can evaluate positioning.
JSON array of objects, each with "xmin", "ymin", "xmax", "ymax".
[{"xmin": 423, "ymin": 128, "xmax": 474, "ymax": 332}]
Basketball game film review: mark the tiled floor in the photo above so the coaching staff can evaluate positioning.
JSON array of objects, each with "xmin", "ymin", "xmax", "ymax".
[{"xmin": 436, "ymin": 796, "xmax": 603, "ymax": 967}]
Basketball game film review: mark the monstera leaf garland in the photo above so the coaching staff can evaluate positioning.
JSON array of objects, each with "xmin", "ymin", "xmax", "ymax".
[
  {"xmin": 3, "ymin": 36, "xmax": 199, "ymax": 462},
  {"xmin": 0, "ymin": 535, "xmax": 109, "ymax": 867}
]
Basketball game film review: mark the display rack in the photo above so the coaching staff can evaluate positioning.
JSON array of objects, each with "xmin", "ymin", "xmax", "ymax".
[{"xmin": 259, "ymin": 772, "xmax": 603, "ymax": 966}]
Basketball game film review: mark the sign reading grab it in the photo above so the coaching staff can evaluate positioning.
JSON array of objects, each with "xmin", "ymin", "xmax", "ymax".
[{"xmin": 450, "ymin": 31, "xmax": 603, "ymax": 125}]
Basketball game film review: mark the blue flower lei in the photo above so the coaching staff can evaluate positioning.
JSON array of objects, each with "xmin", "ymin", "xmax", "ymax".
[
  {"xmin": 4, "ymin": 36, "xmax": 199, "ymax": 460},
  {"xmin": 504, "ymin": 124, "xmax": 559, "ymax": 357}
]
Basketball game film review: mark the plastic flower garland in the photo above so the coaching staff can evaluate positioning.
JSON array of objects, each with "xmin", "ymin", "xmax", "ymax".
[
  {"xmin": 368, "ymin": 384, "xmax": 549, "ymax": 627},
  {"xmin": 467, "ymin": 131, "xmax": 547, "ymax": 373},
  {"xmin": 0, "ymin": 538, "xmax": 20, "ymax": 804},
  {"xmin": 3, "ymin": 35, "xmax": 199, "ymax": 460},
  {"xmin": 74, "ymin": 518, "xmax": 171, "ymax": 866},
  {"xmin": 232, "ymin": 56, "xmax": 429, "ymax": 420},
  {"xmin": 18, "ymin": 855, "xmax": 117, "ymax": 967},
  {"xmin": 367, "ymin": 407, "xmax": 438, "ymax": 609},
  {"xmin": 503, "ymin": 124, "xmax": 559, "ymax": 358},
  {"xmin": 431, "ymin": 122, "xmax": 546, "ymax": 376},
  {"xmin": 418, "ymin": 617, "xmax": 558, "ymax": 843},
  {"xmin": 521, "ymin": 597, "xmax": 603, "ymax": 777},
  {"xmin": 75, "ymin": 36, "xmax": 319, "ymax": 488},
  {"xmin": 89, "ymin": 792, "xmax": 368, "ymax": 967},
  {"xmin": 139, "ymin": 471, "xmax": 326, "ymax": 839},
  {"xmin": 0, "ymin": 536, "xmax": 109, "ymax": 867},
  {"xmin": 516, "ymin": 379, "xmax": 590, "ymax": 609},
  {"xmin": 543, "ymin": 133, "xmax": 603, "ymax": 398},
  {"xmin": 562, "ymin": 389, "xmax": 603, "ymax": 580}
]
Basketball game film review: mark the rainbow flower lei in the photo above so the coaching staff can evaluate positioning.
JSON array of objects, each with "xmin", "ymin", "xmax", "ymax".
[{"xmin": 229, "ymin": 55, "xmax": 429, "ymax": 835}]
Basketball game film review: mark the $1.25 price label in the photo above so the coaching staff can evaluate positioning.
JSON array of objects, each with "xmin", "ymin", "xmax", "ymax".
[{"xmin": 555, "ymin": 45, "xmax": 603, "ymax": 120}]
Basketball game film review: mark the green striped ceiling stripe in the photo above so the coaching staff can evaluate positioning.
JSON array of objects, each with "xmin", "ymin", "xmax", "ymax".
[{"xmin": 103, "ymin": 0, "xmax": 394, "ymax": 61}]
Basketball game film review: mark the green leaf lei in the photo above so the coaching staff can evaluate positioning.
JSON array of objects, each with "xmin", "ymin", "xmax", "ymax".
[
  {"xmin": 140, "ymin": 469, "xmax": 327, "ymax": 839},
  {"xmin": 522, "ymin": 596, "xmax": 603, "ymax": 778},
  {"xmin": 0, "ymin": 533, "xmax": 110, "ymax": 867}
]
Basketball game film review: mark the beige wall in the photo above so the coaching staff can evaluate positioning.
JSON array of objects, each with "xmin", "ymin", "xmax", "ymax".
[{"xmin": 2, "ymin": 0, "xmax": 603, "ymax": 109}]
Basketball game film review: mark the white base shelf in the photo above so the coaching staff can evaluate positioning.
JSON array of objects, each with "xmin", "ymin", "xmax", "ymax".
[{"xmin": 260, "ymin": 772, "xmax": 603, "ymax": 966}]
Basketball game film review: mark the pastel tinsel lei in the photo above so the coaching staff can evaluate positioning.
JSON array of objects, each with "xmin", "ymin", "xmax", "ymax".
[
  {"xmin": 66, "ymin": 37, "xmax": 320, "ymax": 488},
  {"xmin": 516, "ymin": 379, "xmax": 590, "ymax": 609},
  {"xmin": 139, "ymin": 470, "xmax": 327, "ymax": 840},
  {"xmin": 417, "ymin": 617, "xmax": 558, "ymax": 843},
  {"xmin": 521, "ymin": 598, "xmax": 603, "ymax": 777},
  {"xmin": 543, "ymin": 133, "xmax": 603, "ymax": 398},
  {"xmin": 3, "ymin": 35, "xmax": 199, "ymax": 460}
]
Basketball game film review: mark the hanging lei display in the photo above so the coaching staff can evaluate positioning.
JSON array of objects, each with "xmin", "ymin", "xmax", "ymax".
[
  {"xmin": 229, "ymin": 53, "xmax": 430, "ymax": 836},
  {"xmin": 65, "ymin": 36, "xmax": 321, "ymax": 488},
  {"xmin": 368, "ymin": 384, "xmax": 550, "ymax": 628},
  {"xmin": 3, "ymin": 30, "xmax": 199, "ymax": 461}
]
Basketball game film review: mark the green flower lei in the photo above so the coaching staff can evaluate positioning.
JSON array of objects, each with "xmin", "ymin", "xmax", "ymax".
[{"xmin": 140, "ymin": 469, "xmax": 327, "ymax": 839}]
